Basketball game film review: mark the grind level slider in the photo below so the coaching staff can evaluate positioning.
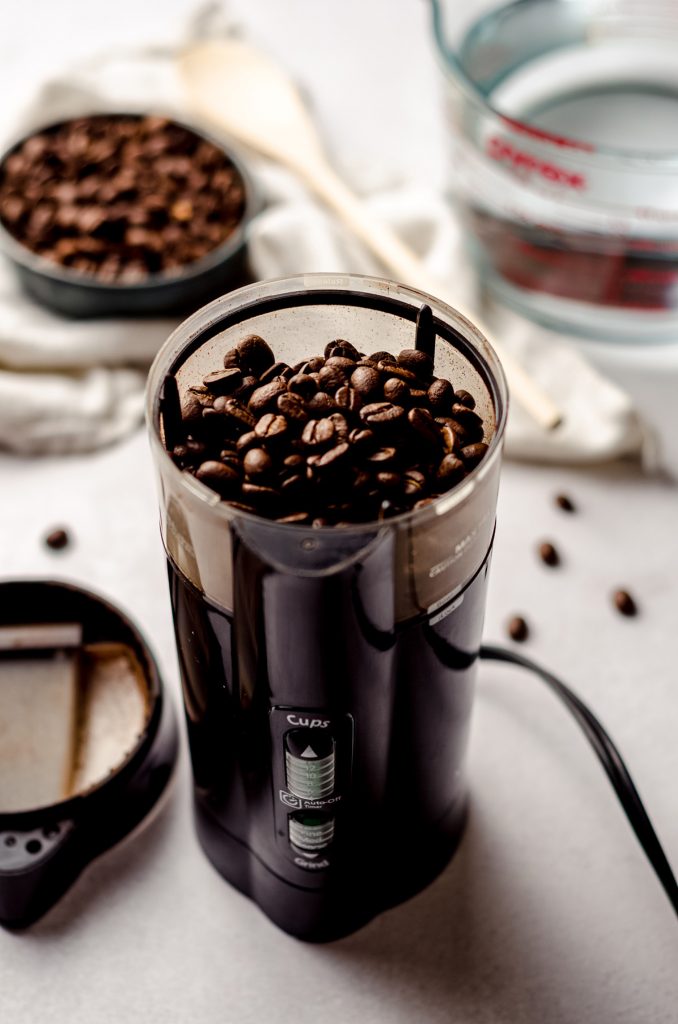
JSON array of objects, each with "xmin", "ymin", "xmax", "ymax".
[
  {"xmin": 289, "ymin": 812, "xmax": 335, "ymax": 852},
  {"xmin": 285, "ymin": 729, "xmax": 335, "ymax": 801}
]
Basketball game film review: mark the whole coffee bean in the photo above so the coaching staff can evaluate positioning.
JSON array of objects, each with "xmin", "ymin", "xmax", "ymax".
[
  {"xmin": 351, "ymin": 366, "xmax": 382, "ymax": 398},
  {"xmin": 327, "ymin": 412, "xmax": 349, "ymax": 441},
  {"xmin": 235, "ymin": 334, "xmax": 275, "ymax": 376},
  {"xmin": 235, "ymin": 375, "xmax": 259, "ymax": 402},
  {"xmin": 196, "ymin": 460, "xmax": 240, "ymax": 495},
  {"xmin": 242, "ymin": 483, "xmax": 281, "ymax": 510},
  {"xmin": 276, "ymin": 512, "xmax": 312, "ymax": 525},
  {"xmin": 243, "ymin": 448, "xmax": 273, "ymax": 479},
  {"xmin": 172, "ymin": 440, "xmax": 206, "ymax": 467},
  {"xmin": 302, "ymin": 417, "xmax": 335, "ymax": 448},
  {"xmin": 353, "ymin": 469, "xmax": 371, "ymax": 491},
  {"xmin": 255, "ymin": 413, "xmax": 288, "ymax": 442},
  {"xmin": 538, "ymin": 542, "xmax": 560, "ymax": 567},
  {"xmin": 371, "ymin": 351, "xmax": 396, "ymax": 365},
  {"xmin": 180, "ymin": 390, "xmax": 210, "ymax": 429},
  {"xmin": 283, "ymin": 453, "xmax": 305, "ymax": 470},
  {"xmin": 441, "ymin": 422, "xmax": 468, "ymax": 453},
  {"xmin": 398, "ymin": 348, "xmax": 433, "ymax": 379},
  {"xmin": 248, "ymin": 378, "xmax": 288, "ymax": 414},
  {"xmin": 236, "ymin": 430, "xmax": 258, "ymax": 452},
  {"xmin": 44, "ymin": 527, "xmax": 70, "ymax": 551},
  {"xmin": 408, "ymin": 407, "xmax": 440, "ymax": 447},
  {"xmin": 367, "ymin": 446, "xmax": 398, "ymax": 466},
  {"xmin": 301, "ymin": 356, "xmax": 325, "ymax": 374},
  {"xmin": 403, "ymin": 470, "xmax": 426, "ymax": 497},
  {"xmin": 306, "ymin": 392, "xmax": 337, "ymax": 416},
  {"xmin": 281, "ymin": 473, "xmax": 307, "ymax": 497},
  {"xmin": 455, "ymin": 389, "xmax": 476, "ymax": 410},
  {"xmin": 219, "ymin": 452, "xmax": 241, "ymax": 473},
  {"xmin": 428, "ymin": 379, "xmax": 454, "ymax": 413},
  {"xmin": 288, "ymin": 373, "xmax": 317, "ymax": 399},
  {"xmin": 326, "ymin": 356, "xmax": 357, "ymax": 373},
  {"xmin": 376, "ymin": 471, "xmax": 402, "ymax": 492},
  {"xmin": 507, "ymin": 615, "xmax": 529, "ymax": 642},
  {"xmin": 318, "ymin": 364, "xmax": 347, "ymax": 391},
  {"xmin": 555, "ymin": 493, "xmax": 576, "ymax": 513},
  {"xmin": 335, "ymin": 385, "xmax": 362, "ymax": 413},
  {"xmin": 211, "ymin": 396, "xmax": 256, "ymax": 433},
  {"xmin": 348, "ymin": 427, "xmax": 375, "ymax": 451},
  {"xmin": 202, "ymin": 368, "xmax": 243, "ymax": 395},
  {"xmin": 377, "ymin": 362, "xmax": 417, "ymax": 384},
  {"xmin": 325, "ymin": 339, "xmax": 360, "ymax": 360},
  {"xmin": 310, "ymin": 442, "xmax": 351, "ymax": 472},
  {"xmin": 383, "ymin": 377, "xmax": 410, "ymax": 404},
  {"xmin": 223, "ymin": 347, "xmax": 242, "ymax": 370},
  {"xmin": 277, "ymin": 392, "xmax": 309, "ymax": 424},
  {"xmin": 459, "ymin": 442, "xmax": 488, "ymax": 469},
  {"xmin": 259, "ymin": 361, "xmax": 292, "ymax": 385},
  {"xmin": 613, "ymin": 589, "xmax": 638, "ymax": 617},
  {"xmin": 360, "ymin": 402, "xmax": 406, "ymax": 429},
  {"xmin": 449, "ymin": 404, "xmax": 484, "ymax": 438},
  {"xmin": 437, "ymin": 454, "xmax": 465, "ymax": 488}
]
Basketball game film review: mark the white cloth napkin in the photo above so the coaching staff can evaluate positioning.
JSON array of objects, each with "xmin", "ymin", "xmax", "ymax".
[{"xmin": 0, "ymin": 10, "xmax": 644, "ymax": 461}]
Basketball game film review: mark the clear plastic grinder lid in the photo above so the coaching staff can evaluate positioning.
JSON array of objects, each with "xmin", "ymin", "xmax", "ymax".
[{"xmin": 147, "ymin": 274, "xmax": 508, "ymax": 622}]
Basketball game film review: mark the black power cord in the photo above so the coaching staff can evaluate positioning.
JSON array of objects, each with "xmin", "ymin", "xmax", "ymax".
[{"xmin": 480, "ymin": 645, "xmax": 678, "ymax": 919}]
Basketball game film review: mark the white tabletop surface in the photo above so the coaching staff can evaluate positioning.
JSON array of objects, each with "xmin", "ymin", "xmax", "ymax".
[{"xmin": 1, "ymin": 2, "xmax": 677, "ymax": 1022}]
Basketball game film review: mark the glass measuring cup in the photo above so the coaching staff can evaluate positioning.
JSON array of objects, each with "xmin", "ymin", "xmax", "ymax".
[
  {"xmin": 431, "ymin": 0, "xmax": 678, "ymax": 343},
  {"xmin": 146, "ymin": 274, "xmax": 507, "ymax": 940}
]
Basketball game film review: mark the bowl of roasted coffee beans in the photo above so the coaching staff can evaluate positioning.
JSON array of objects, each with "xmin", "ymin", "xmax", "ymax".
[{"xmin": 0, "ymin": 113, "xmax": 256, "ymax": 317}]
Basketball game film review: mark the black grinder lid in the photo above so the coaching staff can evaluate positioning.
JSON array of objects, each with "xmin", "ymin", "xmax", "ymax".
[{"xmin": 0, "ymin": 579, "xmax": 179, "ymax": 929}]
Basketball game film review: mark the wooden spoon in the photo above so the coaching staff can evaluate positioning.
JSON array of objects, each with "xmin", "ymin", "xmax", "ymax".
[{"xmin": 181, "ymin": 39, "xmax": 561, "ymax": 429}]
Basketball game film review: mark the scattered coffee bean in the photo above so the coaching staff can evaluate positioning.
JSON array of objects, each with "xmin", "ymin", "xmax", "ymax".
[
  {"xmin": 613, "ymin": 590, "xmax": 638, "ymax": 617},
  {"xmin": 44, "ymin": 527, "xmax": 70, "ymax": 551},
  {"xmin": 555, "ymin": 493, "xmax": 576, "ymax": 513},
  {"xmin": 507, "ymin": 615, "xmax": 529, "ymax": 642},
  {"xmin": 539, "ymin": 542, "xmax": 560, "ymax": 567},
  {"xmin": 212, "ymin": 396, "xmax": 256, "ymax": 433}
]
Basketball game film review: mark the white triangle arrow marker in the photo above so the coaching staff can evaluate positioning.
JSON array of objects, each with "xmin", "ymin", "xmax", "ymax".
[{"xmin": 300, "ymin": 745, "xmax": 317, "ymax": 759}]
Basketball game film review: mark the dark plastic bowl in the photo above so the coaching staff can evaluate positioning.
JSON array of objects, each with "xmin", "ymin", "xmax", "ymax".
[{"xmin": 0, "ymin": 114, "xmax": 259, "ymax": 319}]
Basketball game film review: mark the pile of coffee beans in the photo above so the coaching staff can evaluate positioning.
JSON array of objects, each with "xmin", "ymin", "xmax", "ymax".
[
  {"xmin": 0, "ymin": 115, "xmax": 245, "ymax": 281},
  {"xmin": 163, "ymin": 334, "xmax": 489, "ymax": 525}
]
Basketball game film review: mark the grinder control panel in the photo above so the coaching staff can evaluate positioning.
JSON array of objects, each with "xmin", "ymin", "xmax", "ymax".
[{"xmin": 269, "ymin": 708, "xmax": 352, "ymax": 870}]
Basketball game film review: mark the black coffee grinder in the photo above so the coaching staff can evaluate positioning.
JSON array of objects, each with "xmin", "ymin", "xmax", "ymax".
[{"xmin": 148, "ymin": 275, "xmax": 507, "ymax": 941}]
